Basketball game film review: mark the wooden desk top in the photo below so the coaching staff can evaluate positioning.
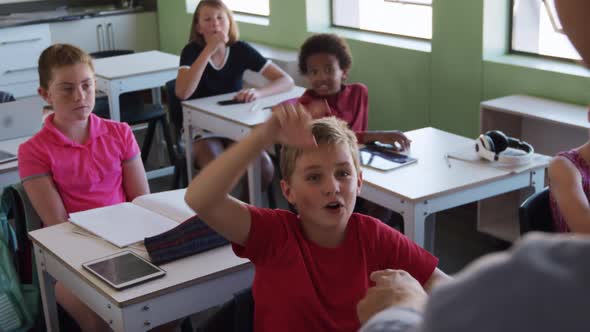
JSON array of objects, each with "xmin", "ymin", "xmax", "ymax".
[
  {"xmin": 29, "ymin": 222, "xmax": 250, "ymax": 307},
  {"xmin": 481, "ymin": 95, "xmax": 589, "ymax": 130},
  {"xmin": 182, "ymin": 86, "xmax": 305, "ymax": 127},
  {"xmin": 94, "ymin": 50, "xmax": 180, "ymax": 80},
  {"xmin": 361, "ymin": 127, "xmax": 550, "ymax": 201}
]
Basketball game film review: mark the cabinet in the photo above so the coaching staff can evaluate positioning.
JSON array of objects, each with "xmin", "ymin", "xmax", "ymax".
[
  {"xmin": 0, "ymin": 24, "xmax": 51, "ymax": 97},
  {"xmin": 50, "ymin": 12, "xmax": 159, "ymax": 54},
  {"xmin": 477, "ymin": 95, "xmax": 588, "ymax": 241}
]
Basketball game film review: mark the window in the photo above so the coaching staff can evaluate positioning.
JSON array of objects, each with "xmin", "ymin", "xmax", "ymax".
[
  {"xmin": 511, "ymin": 0, "xmax": 581, "ymax": 61},
  {"xmin": 331, "ymin": 0, "xmax": 432, "ymax": 40},
  {"xmin": 224, "ymin": 0, "xmax": 269, "ymax": 16},
  {"xmin": 186, "ymin": 0, "xmax": 269, "ymax": 17}
]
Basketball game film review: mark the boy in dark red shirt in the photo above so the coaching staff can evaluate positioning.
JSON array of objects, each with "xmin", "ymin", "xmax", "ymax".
[
  {"xmin": 185, "ymin": 105, "xmax": 449, "ymax": 332},
  {"xmin": 297, "ymin": 33, "xmax": 411, "ymax": 150},
  {"xmin": 297, "ymin": 33, "xmax": 411, "ymax": 225}
]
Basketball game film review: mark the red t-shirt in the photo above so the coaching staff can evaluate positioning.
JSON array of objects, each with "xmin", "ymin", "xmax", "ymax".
[
  {"xmin": 232, "ymin": 206, "xmax": 438, "ymax": 332},
  {"xmin": 299, "ymin": 83, "xmax": 369, "ymax": 133}
]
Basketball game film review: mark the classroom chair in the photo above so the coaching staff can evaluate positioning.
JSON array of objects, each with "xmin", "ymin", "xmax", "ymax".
[
  {"xmin": 90, "ymin": 50, "xmax": 177, "ymax": 168},
  {"xmin": 0, "ymin": 90, "xmax": 15, "ymax": 103},
  {"xmin": 165, "ymin": 80, "xmax": 188, "ymax": 189},
  {"xmin": 518, "ymin": 187, "xmax": 554, "ymax": 235},
  {"xmin": 195, "ymin": 287, "xmax": 254, "ymax": 332},
  {"xmin": 1, "ymin": 183, "xmax": 42, "ymax": 331}
]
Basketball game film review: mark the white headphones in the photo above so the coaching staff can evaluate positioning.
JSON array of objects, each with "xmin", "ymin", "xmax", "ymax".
[{"xmin": 475, "ymin": 130, "xmax": 534, "ymax": 165}]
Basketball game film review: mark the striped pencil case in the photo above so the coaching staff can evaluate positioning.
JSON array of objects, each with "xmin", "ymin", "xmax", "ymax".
[{"xmin": 144, "ymin": 216, "xmax": 229, "ymax": 265}]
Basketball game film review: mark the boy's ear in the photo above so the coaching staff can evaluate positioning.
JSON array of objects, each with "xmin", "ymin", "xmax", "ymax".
[
  {"xmin": 356, "ymin": 169, "xmax": 363, "ymax": 195},
  {"xmin": 342, "ymin": 69, "xmax": 349, "ymax": 82},
  {"xmin": 280, "ymin": 179, "xmax": 296, "ymax": 205},
  {"xmin": 38, "ymin": 87, "xmax": 51, "ymax": 104}
]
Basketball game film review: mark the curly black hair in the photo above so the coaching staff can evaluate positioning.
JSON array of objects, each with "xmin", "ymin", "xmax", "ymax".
[{"xmin": 298, "ymin": 33, "xmax": 352, "ymax": 75}]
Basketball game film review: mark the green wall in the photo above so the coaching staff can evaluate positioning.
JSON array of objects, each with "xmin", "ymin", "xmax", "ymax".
[{"xmin": 157, "ymin": 0, "xmax": 590, "ymax": 138}]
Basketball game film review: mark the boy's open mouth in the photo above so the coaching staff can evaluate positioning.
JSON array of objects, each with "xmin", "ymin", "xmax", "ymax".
[{"xmin": 324, "ymin": 202, "xmax": 343, "ymax": 210}]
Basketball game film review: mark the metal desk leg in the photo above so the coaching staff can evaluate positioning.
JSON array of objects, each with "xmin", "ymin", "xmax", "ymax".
[
  {"xmin": 151, "ymin": 87, "xmax": 162, "ymax": 105},
  {"xmin": 402, "ymin": 203, "xmax": 432, "ymax": 251},
  {"xmin": 34, "ymin": 245, "xmax": 59, "ymax": 332},
  {"xmin": 247, "ymin": 158, "xmax": 263, "ymax": 206},
  {"xmin": 150, "ymin": 87, "xmax": 166, "ymax": 167},
  {"xmin": 531, "ymin": 169, "xmax": 545, "ymax": 193},
  {"xmin": 105, "ymin": 84, "xmax": 122, "ymax": 122}
]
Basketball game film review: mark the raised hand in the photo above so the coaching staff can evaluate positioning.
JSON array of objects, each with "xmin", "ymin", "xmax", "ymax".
[{"xmin": 269, "ymin": 103, "xmax": 317, "ymax": 148}]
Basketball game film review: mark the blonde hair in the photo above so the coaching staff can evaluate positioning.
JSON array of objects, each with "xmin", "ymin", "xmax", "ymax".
[
  {"xmin": 189, "ymin": 0, "xmax": 239, "ymax": 46},
  {"xmin": 280, "ymin": 116, "xmax": 360, "ymax": 181},
  {"xmin": 38, "ymin": 44, "xmax": 94, "ymax": 89}
]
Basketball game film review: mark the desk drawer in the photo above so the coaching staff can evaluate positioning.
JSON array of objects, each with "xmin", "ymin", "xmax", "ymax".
[{"xmin": 0, "ymin": 24, "xmax": 50, "ymax": 86}]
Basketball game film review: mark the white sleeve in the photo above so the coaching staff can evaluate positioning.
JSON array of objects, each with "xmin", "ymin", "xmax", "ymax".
[{"xmin": 360, "ymin": 307, "xmax": 422, "ymax": 332}]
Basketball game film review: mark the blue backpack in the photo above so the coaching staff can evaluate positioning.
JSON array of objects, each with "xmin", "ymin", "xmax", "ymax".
[{"xmin": 0, "ymin": 184, "xmax": 41, "ymax": 331}]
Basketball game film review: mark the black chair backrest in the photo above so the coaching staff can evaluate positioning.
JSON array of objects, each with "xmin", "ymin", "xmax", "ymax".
[
  {"xmin": 89, "ymin": 49, "xmax": 134, "ymax": 59},
  {"xmin": 0, "ymin": 91, "xmax": 15, "ymax": 103},
  {"xmin": 196, "ymin": 287, "xmax": 253, "ymax": 332},
  {"xmin": 519, "ymin": 187, "xmax": 554, "ymax": 235},
  {"xmin": 166, "ymin": 79, "xmax": 183, "ymax": 138}
]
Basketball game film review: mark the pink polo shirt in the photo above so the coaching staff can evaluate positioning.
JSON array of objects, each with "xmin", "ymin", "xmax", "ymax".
[{"xmin": 18, "ymin": 113, "xmax": 140, "ymax": 214}]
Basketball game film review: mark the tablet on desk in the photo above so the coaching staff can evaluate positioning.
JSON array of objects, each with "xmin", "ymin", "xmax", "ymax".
[
  {"xmin": 360, "ymin": 145, "xmax": 417, "ymax": 171},
  {"xmin": 82, "ymin": 251, "xmax": 165, "ymax": 290},
  {"xmin": 0, "ymin": 150, "xmax": 17, "ymax": 164}
]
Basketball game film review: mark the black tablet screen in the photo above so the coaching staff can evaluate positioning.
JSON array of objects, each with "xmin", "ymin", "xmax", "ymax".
[{"xmin": 86, "ymin": 252, "xmax": 161, "ymax": 285}]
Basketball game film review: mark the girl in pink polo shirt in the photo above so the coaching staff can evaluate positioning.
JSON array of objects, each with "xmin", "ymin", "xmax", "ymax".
[{"xmin": 17, "ymin": 44, "xmax": 150, "ymax": 331}]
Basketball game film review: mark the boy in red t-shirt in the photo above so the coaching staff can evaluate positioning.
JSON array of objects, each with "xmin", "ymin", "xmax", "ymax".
[{"xmin": 185, "ymin": 106, "xmax": 449, "ymax": 332}]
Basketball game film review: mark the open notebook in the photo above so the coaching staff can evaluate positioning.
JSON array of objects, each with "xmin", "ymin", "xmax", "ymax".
[{"xmin": 69, "ymin": 189, "xmax": 195, "ymax": 248}]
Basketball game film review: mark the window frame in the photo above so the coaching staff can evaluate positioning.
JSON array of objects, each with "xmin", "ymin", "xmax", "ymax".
[
  {"xmin": 329, "ymin": 0, "xmax": 433, "ymax": 41},
  {"xmin": 509, "ymin": 0, "xmax": 580, "ymax": 63},
  {"xmin": 185, "ymin": 0, "xmax": 270, "ymax": 18},
  {"xmin": 224, "ymin": 0, "xmax": 270, "ymax": 17}
]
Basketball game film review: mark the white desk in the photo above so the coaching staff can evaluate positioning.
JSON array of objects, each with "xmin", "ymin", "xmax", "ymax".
[
  {"xmin": 0, "ymin": 96, "xmax": 44, "ymax": 189},
  {"xmin": 0, "ymin": 136, "xmax": 29, "ymax": 189},
  {"xmin": 94, "ymin": 50, "xmax": 180, "ymax": 179},
  {"xmin": 30, "ymin": 222, "xmax": 253, "ymax": 332},
  {"xmin": 94, "ymin": 50, "xmax": 179, "ymax": 122},
  {"xmin": 359, "ymin": 127, "xmax": 550, "ymax": 250},
  {"xmin": 182, "ymin": 87, "xmax": 305, "ymax": 206}
]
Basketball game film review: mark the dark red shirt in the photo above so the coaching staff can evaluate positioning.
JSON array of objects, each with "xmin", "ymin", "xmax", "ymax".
[
  {"xmin": 233, "ymin": 206, "xmax": 438, "ymax": 332},
  {"xmin": 299, "ymin": 83, "xmax": 369, "ymax": 133}
]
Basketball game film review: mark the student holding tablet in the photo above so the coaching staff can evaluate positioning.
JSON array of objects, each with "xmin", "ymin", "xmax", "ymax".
[
  {"xmin": 175, "ymin": 0, "xmax": 294, "ymax": 198},
  {"xmin": 17, "ymin": 44, "xmax": 154, "ymax": 332}
]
